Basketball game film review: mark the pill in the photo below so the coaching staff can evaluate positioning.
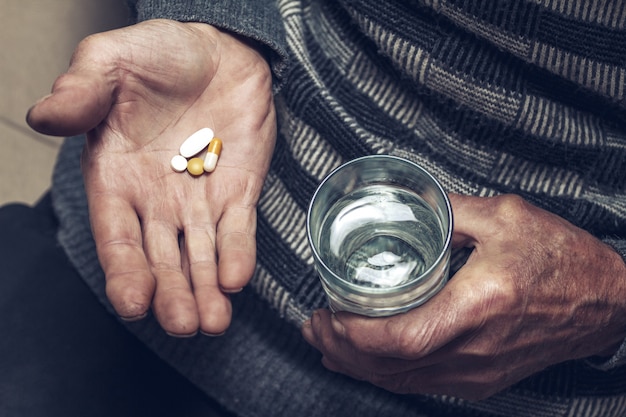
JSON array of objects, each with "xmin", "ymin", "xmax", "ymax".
[
  {"xmin": 187, "ymin": 157, "xmax": 205, "ymax": 176},
  {"xmin": 179, "ymin": 128, "xmax": 214, "ymax": 158},
  {"xmin": 170, "ymin": 154, "xmax": 188, "ymax": 173},
  {"xmin": 203, "ymin": 138, "xmax": 222, "ymax": 172}
]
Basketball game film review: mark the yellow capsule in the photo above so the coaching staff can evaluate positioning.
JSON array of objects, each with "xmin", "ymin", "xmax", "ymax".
[
  {"xmin": 187, "ymin": 157, "xmax": 205, "ymax": 176},
  {"xmin": 203, "ymin": 138, "xmax": 222, "ymax": 172}
]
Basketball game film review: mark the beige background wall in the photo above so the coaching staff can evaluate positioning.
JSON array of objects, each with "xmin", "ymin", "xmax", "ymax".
[{"xmin": 1, "ymin": 0, "xmax": 130, "ymax": 205}]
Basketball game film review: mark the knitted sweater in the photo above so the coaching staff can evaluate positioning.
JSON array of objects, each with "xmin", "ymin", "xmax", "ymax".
[{"xmin": 51, "ymin": 0, "xmax": 626, "ymax": 416}]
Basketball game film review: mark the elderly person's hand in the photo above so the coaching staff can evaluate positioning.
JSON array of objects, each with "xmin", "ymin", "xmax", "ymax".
[
  {"xmin": 27, "ymin": 19, "xmax": 276, "ymax": 336},
  {"xmin": 303, "ymin": 194, "xmax": 626, "ymax": 400}
]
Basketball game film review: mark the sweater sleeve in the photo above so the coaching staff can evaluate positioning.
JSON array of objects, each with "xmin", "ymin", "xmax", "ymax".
[
  {"xmin": 126, "ymin": 0, "xmax": 289, "ymax": 90},
  {"xmin": 586, "ymin": 238, "xmax": 626, "ymax": 370},
  {"xmin": 605, "ymin": 239, "xmax": 626, "ymax": 262}
]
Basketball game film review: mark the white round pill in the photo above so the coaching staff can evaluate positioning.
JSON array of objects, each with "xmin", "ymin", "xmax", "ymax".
[
  {"xmin": 170, "ymin": 154, "xmax": 188, "ymax": 172},
  {"xmin": 179, "ymin": 128, "xmax": 214, "ymax": 158}
]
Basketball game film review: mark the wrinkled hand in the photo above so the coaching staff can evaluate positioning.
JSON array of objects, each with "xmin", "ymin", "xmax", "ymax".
[
  {"xmin": 303, "ymin": 194, "xmax": 626, "ymax": 400},
  {"xmin": 27, "ymin": 20, "xmax": 276, "ymax": 336}
]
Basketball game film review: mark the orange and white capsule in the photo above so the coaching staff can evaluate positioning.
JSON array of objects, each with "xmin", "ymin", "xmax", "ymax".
[{"xmin": 203, "ymin": 138, "xmax": 222, "ymax": 172}]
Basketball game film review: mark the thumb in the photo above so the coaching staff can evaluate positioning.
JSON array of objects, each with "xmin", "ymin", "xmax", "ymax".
[{"xmin": 26, "ymin": 70, "xmax": 113, "ymax": 137}]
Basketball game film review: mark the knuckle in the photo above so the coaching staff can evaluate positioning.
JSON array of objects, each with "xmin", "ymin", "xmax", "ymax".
[
  {"xmin": 382, "ymin": 319, "xmax": 418, "ymax": 356},
  {"xmin": 51, "ymin": 72, "xmax": 74, "ymax": 92},
  {"xmin": 150, "ymin": 261, "xmax": 182, "ymax": 275},
  {"xmin": 72, "ymin": 33, "xmax": 106, "ymax": 63},
  {"xmin": 491, "ymin": 194, "xmax": 530, "ymax": 223},
  {"xmin": 481, "ymin": 272, "xmax": 519, "ymax": 307},
  {"xmin": 457, "ymin": 274, "xmax": 515, "ymax": 309},
  {"xmin": 385, "ymin": 316, "xmax": 444, "ymax": 358},
  {"xmin": 70, "ymin": 32, "xmax": 121, "ymax": 74},
  {"xmin": 394, "ymin": 327, "xmax": 420, "ymax": 355},
  {"xmin": 78, "ymin": 32, "xmax": 112, "ymax": 54}
]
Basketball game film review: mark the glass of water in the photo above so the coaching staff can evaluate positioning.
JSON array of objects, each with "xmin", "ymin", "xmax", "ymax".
[{"xmin": 306, "ymin": 155, "xmax": 453, "ymax": 317}]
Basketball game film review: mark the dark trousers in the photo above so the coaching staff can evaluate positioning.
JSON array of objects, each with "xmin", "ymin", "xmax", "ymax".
[{"xmin": 0, "ymin": 194, "xmax": 231, "ymax": 417}]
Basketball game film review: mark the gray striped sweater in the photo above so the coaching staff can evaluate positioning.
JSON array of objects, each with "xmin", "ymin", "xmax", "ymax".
[{"xmin": 51, "ymin": 0, "xmax": 626, "ymax": 415}]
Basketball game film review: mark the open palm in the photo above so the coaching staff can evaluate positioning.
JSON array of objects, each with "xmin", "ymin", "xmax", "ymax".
[{"xmin": 28, "ymin": 20, "xmax": 277, "ymax": 336}]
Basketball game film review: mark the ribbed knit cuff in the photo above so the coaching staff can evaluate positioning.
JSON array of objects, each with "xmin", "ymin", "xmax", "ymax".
[
  {"xmin": 128, "ymin": 0, "xmax": 289, "ymax": 91},
  {"xmin": 587, "ymin": 238, "xmax": 626, "ymax": 371},
  {"xmin": 604, "ymin": 238, "xmax": 626, "ymax": 262}
]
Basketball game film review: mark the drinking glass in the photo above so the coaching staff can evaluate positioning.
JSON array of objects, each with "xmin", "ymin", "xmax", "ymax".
[{"xmin": 306, "ymin": 155, "xmax": 453, "ymax": 317}]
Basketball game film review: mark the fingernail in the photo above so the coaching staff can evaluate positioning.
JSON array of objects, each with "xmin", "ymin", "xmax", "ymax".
[
  {"xmin": 200, "ymin": 332, "xmax": 226, "ymax": 337},
  {"xmin": 166, "ymin": 330, "xmax": 198, "ymax": 338},
  {"xmin": 221, "ymin": 287, "xmax": 243, "ymax": 294},
  {"xmin": 311, "ymin": 310, "xmax": 322, "ymax": 327},
  {"xmin": 118, "ymin": 312, "xmax": 148, "ymax": 322},
  {"xmin": 301, "ymin": 318, "xmax": 315, "ymax": 343},
  {"xmin": 200, "ymin": 330, "xmax": 226, "ymax": 337}
]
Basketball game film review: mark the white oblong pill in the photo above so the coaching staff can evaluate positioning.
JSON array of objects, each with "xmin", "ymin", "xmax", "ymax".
[
  {"xmin": 203, "ymin": 153, "xmax": 219, "ymax": 172},
  {"xmin": 179, "ymin": 128, "xmax": 214, "ymax": 158},
  {"xmin": 170, "ymin": 154, "xmax": 188, "ymax": 172}
]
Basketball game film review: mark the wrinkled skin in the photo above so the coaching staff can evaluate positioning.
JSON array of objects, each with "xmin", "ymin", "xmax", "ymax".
[
  {"xmin": 27, "ymin": 19, "xmax": 626, "ymax": 401},
  {"xmin": 27, "ymin": 20, "xmax": 276, "ymax": 336},
  {"xmin": 302, "ymin": 194, "xmax": 626, "ymax": 400}
]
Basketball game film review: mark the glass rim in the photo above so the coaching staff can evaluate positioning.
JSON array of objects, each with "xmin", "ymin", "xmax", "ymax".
[{"xmin": 306, "ymin": 154, "xmax": 453, "ymax": 295}]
